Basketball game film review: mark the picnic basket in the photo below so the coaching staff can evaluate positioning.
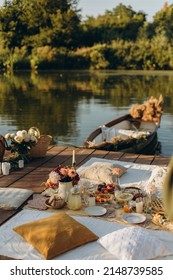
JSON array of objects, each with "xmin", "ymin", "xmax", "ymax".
[
  {"xmin": 29, "ymin": 127, "xmax": 52, "ymax": 158},
  {"xmin": 0, "ymin": 135, "xmax": 6, "ymax": 161}
]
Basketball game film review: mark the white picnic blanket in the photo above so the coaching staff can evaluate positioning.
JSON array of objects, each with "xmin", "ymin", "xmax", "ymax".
[
  {"xmin": 0, "ymin": 209, "xmax": 173, "ymax": 260},
  {"xmin": 0, "ymin": 158, "xmax": 170, "ymax": 260},
  {"xmin": 77, "ymin": 157, "xmax": 168, "ymax": 197}
]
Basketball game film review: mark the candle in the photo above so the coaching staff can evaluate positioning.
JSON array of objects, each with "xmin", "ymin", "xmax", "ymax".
[
  {"xmin": 88, "ymin": 196, "xmax": 95, "ymax": 206},
  {"xmin": 136, "ymin": 200, "xmax": 143, "ymax": 213},
  {"xmin": 72, "ymin": 150, "xmax": 76, "ymax": 167},
  {"xmin": 18, "ymin": 160, "xmax": 24, "ymax": 168},
  {"xmin": 2, "ymin": 162, "xmax": 10, "ymax": 175}
]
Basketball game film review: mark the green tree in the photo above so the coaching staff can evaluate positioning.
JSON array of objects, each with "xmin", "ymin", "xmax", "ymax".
[
  {"xmin": 153, "ymin": 4, "xmax": 173, "ymax": 41},
  {"xmin": 0, "ymin": 0, "xmax": 81, "ymax": 71},
  {"xmin": 81, "ymin": 4, "xmax": 146, "ymax": 46}
]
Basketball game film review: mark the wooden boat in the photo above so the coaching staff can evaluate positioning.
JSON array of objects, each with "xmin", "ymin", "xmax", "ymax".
[{"xmin": 83, "ymin": 96, "xmax": 164, "ymax": 155}]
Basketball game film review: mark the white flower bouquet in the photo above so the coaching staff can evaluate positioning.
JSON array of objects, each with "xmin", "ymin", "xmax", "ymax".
[{"xmin": 5, "ymin": 129, "xmax": 38, "ymax": 161}]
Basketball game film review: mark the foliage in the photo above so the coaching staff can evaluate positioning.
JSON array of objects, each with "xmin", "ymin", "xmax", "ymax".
[
  {"xmin": 0, "ymin": 0, "xmax": 81, "ymax": 72},
  {"xmin": 1, "ymin": 2, "xmax": 173, "ymax": 71},
  {"xmin": 81, "ymin": 4, "xmax": 146, "ymax": 45}
]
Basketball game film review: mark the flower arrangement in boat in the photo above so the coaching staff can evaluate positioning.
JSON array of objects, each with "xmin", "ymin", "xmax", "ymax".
[
  {"xmin": 5, "ymin": 129, "xmax": 38, "ymax": 161},
  {"xmin": 46, "ymin": 165, "xmax": 80, "ymax": 188}
]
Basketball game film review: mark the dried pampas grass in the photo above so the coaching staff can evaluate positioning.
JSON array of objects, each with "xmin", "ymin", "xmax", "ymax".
[{"xmin": 129, "ymin": 95, "xmax": 164, "ymax": 123}]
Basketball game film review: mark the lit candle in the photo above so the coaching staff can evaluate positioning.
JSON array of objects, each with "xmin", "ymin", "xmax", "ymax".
[{"xmin": 72, "ymin": 150, "xmax": 76, "ymax": 168}]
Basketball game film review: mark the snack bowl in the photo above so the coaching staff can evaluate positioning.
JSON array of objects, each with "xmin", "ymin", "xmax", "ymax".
[
  {"xmin": 115, "ymin": 192, "xmax": 133, "ymax": 204},
  {"xmin": 95, "ymin": 193, "xmax": 114, "ymax": 204},
  {"xmin": 45, "ymin": 195, "xmax": 65, "ymax": 209}
]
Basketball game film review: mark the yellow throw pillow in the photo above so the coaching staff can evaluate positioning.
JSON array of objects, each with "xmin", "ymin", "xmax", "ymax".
[
  {"xmin": 13, "ymin": 213, "xmax": 98, "ymax": 259},
  {"xmin": 79, "ymin": 162, "xmax": 127, "ymax": 183}
]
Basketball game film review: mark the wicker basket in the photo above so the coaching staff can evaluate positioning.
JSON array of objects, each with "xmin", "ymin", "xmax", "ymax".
[
  {"xmin": 0, "ymin": 135, "xmax": 6, "ymax": 161},
  {"xmin": 29, "ymin": 127, "xmax": 52, "ymax": 158}
]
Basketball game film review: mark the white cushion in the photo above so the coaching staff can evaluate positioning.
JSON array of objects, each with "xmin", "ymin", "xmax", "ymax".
[
  {"xmin": 0, "ymin": 188, "xmax": 33, "ymax": 210},
  {"xmin": 97, "ymin": 226, "xmax": 173, "ymax": 260},
  {"xmin": 79, "ymin": 162, "xmax": 127, "ymax": 184}
]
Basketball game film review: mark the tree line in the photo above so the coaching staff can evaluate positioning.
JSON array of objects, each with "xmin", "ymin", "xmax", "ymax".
[{"xmin": 0, "ymin": 0, "xmax": 173, "ymax": 72}]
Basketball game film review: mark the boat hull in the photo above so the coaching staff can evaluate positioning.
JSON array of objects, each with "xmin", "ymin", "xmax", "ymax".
[{"xmin": 83, "ymin": 114, "xmax": 161, "ymax": 155}]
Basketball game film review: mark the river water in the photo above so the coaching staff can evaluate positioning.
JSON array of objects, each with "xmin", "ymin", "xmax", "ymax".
[{"xmin": 0, "ymin": 70, "xmax": 173, "ymax": 157}]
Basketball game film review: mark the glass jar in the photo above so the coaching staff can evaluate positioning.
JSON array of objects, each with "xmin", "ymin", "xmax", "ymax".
[
  {"xmin": 67, "ymin": 190, "xmax": 82, "ymax": 210},
  {"xmin": 123, "ymin": 202, "xmax": 133, "ymax": 213}
]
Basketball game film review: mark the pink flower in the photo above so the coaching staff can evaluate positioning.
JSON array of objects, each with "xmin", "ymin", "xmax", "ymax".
[
  {"xmin": 60, "ymin": 168, "xmax": 69, "ymax": 177},
  {"xmin": 112, "ymin": 167, "xmax": 122, "ymax": 177},
  {"xmin": 68, "ymin": 168, "xmax": 77, "ymax": 178},
  {"xmin": 49, "ymin": 165, "xmax": 80, "ymax": 185}
]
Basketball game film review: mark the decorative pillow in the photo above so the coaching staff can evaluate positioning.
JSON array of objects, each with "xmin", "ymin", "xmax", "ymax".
[
  {"xmin": 13, "ymin": 213, "xmax": 98, "ymax": 259},
  {"xmin": 0, "ymin": 188, "xmax": 33, "ymax": 210},
  {"xmin": 79, "ymin": 162, "xmax": 127, "ymax": 184},
  {"xmin": 97, "ymin": 226, "xmax": 173, "ymax": 260}
]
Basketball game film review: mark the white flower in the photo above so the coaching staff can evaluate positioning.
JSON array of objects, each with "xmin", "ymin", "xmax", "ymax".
[
  {"xmin": 28, "ymin": 128, "xmax": 39, "ymax": 138},
  {"xmin": 5, "ymin": 133, "xmax": 11, "ymax": 140},
  {"xmin": 14, "ymin": 135, "xmax": 23, "ymax": 144},
  {"xmin": 49, "ymin": 171, "xmax": 60, "ymax": 184},
  {"xmin": 23, "ymin": 134, "xmax": 31, "ymax": 142},
  {"xmin": 16, "ymin": 130, "xmax": 23, "ymax": 137},
  {"xmin": 21, "ymin": 130, "xmax": 28, "ymax": 138},
  {"xmin": 28, "ymin": 128, "xmax": 35, "ymax": 136},
  {"xmin": 10, "ymin": 133, "xmax": 15, "ymax": 139},
  {"xmin": 30, "ymin": 135, "xmax": 37, "ymax": 143}
]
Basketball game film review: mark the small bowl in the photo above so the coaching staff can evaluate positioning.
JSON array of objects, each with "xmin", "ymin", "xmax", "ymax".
[
  {"xmin": 45, "ymin": 198, "xmax": 65, "ymax": 209},
  {"xmin": 95, "ymin": 193, "xmax": 114, "ymax": 204},
  {"xmin": 115, "ymin": 192, "xmax": 133, "ymax": 204}
]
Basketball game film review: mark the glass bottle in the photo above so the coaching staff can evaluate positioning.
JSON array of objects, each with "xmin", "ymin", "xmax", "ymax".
[{"xmin": 115, "ymin": 176, "xmax": 121, "ymax": 190}]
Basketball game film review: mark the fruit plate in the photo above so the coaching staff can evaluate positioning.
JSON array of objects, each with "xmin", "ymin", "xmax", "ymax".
[
  {"xmin": 84, "ymin": 206, "xmax": 107, "ymax": 216},
  {"xmin": 123, "ymin": 213, "xmax": 146, "ymax": 224},
  {"xmin": 95, "ymin": 193, "xmax": 114, "ymax": 204}
]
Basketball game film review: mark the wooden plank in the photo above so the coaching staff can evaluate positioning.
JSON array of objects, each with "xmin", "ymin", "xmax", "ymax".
[
  {"xmin": 0, "ymin": 146, "xmax": 67, "ymax": 188},
  {"xmin": 152, "ymin": 156, "xmax": 171, "ymax": 166},
  {"xmin": 0, "ymin": 209, "xmax": 18, "ymax": 226},
  {"xmin": 104, "ymin": 151, "xmax": 124, "ymax": 161},
  {"xmin": 135, "ymin": 154, "xmax": 155, "ymax": 165},
  {"xmin": 118, "ymin": 153, "xmax": 139, "ymax": 162}
]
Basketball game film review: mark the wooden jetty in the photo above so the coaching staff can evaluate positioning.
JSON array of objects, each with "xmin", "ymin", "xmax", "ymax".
[{"xmin": 0, "ymin": 145, "xmax": 170, "ymax": 193}]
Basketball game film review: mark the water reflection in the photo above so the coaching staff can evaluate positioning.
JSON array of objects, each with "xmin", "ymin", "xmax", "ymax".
[{"xmin": 0, "ymin": 70, "xmax": 173, "ymax": 157}]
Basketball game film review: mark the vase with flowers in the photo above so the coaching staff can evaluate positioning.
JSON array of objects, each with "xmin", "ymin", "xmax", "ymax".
[
  {"xmin": 4, "ymin": 129, "xmax": 38, "ymax": 166},
  {"xmin": 46, "ymin": 165, "xmax": 80, "ymax": 202}
]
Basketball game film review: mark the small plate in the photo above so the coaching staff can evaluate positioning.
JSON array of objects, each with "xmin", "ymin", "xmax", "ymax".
[
  {"xmin": 84, "ymin": 206, "xmax": 107, "ymax": 216},
  {"xmin": 123, "ymin": 213, "xmax": 146, "ymax": 224}
]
